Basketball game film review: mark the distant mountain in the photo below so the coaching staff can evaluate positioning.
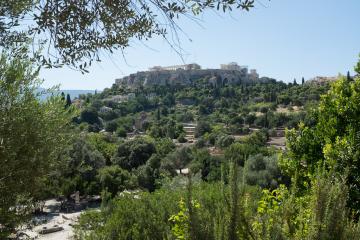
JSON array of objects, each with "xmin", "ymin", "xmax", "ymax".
[{"xmin": 37, "ymin": 89, "xmax": 98, "ymax": 101}]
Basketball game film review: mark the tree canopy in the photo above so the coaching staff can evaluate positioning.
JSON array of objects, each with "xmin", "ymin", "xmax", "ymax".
[
  {"xmin": 0, "ymin": 49, "xmax": 74, "ymax": 236},
  {"xmin": 112, "ymin": 137, "xmax": 156, "ymax": 170},
  {"xmin": 0, "ymin": 0, "xmax": 256, "ymax": 71},
  {"xmin": 280, "ymin": 72, "xmax": 360, "ymax": 215}
]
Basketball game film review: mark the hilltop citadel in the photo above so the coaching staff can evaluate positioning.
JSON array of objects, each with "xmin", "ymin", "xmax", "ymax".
[{"xmin": 115, "ymin": 62, "xmax": 265, "ymax": 88}]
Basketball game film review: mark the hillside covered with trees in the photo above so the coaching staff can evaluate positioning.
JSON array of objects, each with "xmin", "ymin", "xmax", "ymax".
[
  {"xmin": 71, "ymin": 62, "xmax": 360, "ymax": 240},
  {"xmin": 4, "ymin": 51, "xmax": 360, "ymax": 239},
  {"xmin": 1, "ymin": 1, "xmax": 360, "ymax": 240}
]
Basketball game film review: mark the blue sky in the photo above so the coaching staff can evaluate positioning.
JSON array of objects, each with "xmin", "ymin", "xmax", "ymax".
[{"xmin": 40, "ymin": 0, "xmax": 360, "ymax": 90}]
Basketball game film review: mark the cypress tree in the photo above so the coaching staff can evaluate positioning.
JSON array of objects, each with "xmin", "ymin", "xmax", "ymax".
[
  {"xmin": 347, "ymin": 71, "xmax": 352, "ymax": 81},
  {"xmin": 65, "ymin": 94, "xmax": 72, "ymax": 107},
  {"xmin": 293, "ymin": 78, "xmax": 298, "ymax": 86},
  {"xmin": 156, "ymin": 107, "xmax": 161, "ymax": 121},
  {"xmin": 61, "ymin": 92, "xmax": 65, "ymax": 101}
]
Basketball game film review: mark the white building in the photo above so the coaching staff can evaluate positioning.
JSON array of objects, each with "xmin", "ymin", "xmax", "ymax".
[
  {"xmin": 149, "ymin": 63, "xmax": 201, "ymax": 71},
  {"xmin": 99, "ymin": 106, "xmax": 112, "ymax": 113},
  {"xmin": 220, "ymin": 62, "xmax": 241, "ymax": 71},
  {"xmin": 308, "ymin": 76, "xmax": 337, "ymax": 85}
]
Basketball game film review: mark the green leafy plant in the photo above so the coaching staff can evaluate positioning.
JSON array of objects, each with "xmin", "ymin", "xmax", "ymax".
[{"xmin": 169, "ymin": 198, "xmax": 201, "ymax": 239}]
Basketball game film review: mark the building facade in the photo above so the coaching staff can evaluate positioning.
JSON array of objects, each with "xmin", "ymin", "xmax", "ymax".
[
  {"xmin": 149, "ymin": 63, "xmax": 201, "ymax": 71},
  {"xmin": 220, "ymin": 62, "xmax": 241, "ymax": 71},
  {"xmin": 116, "ymin": 62, "xmax": 261, "ymax": 88}
]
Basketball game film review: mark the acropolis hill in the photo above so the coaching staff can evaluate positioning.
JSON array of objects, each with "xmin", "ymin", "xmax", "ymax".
[{"xmin": 115, "ymin": 62, "xmax": 272, "ymax": 88}]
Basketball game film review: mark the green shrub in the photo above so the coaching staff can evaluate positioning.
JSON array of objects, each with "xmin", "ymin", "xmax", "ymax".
[
  {"xmin": 97, "ymin": 166, "xmax": 136, "ymax": 196},
  {"xmin": 177, "ymin": 133, "xmax": 188, "ymax": 143},
  {"xmin": 116, "ymin": 126, "xmax": 127, "ymax": 137}
]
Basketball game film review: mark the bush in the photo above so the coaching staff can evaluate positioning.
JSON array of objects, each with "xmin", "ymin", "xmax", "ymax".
[
  {"xmin": 101, "ymin": 109, "xmax": 119, "ymax": 121},
  {"xmin": 97, "ymin": 166, "xmax": 136, "ymax": 196},
  {"xmin": 194, "ymin": 121, "xmax": 211, "ymax": 138},
  {"xmin": 88, "ymin": 123, "xmax": 102, "ymax": 133},
  {"xmin": 215, "ymin": 134, "xmax": 235, "ymax": 149},
  {"xmin": 245, "ymin": 114, "xmax": 256, "ymax": 125},
  {"xmin": 177, "ymin": 133, "xmax": 187, "ymax": 143},
  {"xmin": 240, "ymin": 127, "xmax": 251, "ymax": 134},
  {"xmin": 61, "ymin": 138, "xmax": 106, "ymax": 196},
  {"xmin": 161, "ymin": 147, "xmax": 192, "ymax": 175},
  {"xmin": 176, "ymin": 111, "xmax": 194, "ymax": 122},
  {"xmin": 75, "ymin": 182, "xmax": 257, "ymax": 240},
  {"xmin": 81, "ymin": 108, "xmax": 100, "ymax": 124},
  {"xmin": 75, "ymin": 189, "xmax": 181, "ymax": 240},
  {"xmin": 105, "ymin": 120, "xmax": 118, "ymax": 132},
  {"xmin": 195, "ymin": 138, "xmax": 206, "ymax": 148},
  {"xmin": 244, "ymin": 154, "xmax": 285, "ymax": 189},
  {"xmin": 241, "ymin": 130, "xmax": 268, "ymax": 147},
  {"xmin": 116, "ymin": 126, "xmax": 127, "ymax": 138},
  {"xmin": 112, "ymin": 137, "xmax": 156, "ymax": 170}
]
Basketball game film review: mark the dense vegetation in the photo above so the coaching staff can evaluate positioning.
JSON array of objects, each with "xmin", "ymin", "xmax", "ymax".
[
  {"xmin": 2, "ymin": 1, "xmax": 360, "ymax": 239},
  {"xmin": 3, "ymin": 48, "xmax": 360, "ymax": 240},
  {"xmin": 71, "ymin": 64, "xmax": 360, "ymax": 240},
  {"xmin": 78, "ymin": 77, "xmax": 327, "ymax": 133},
  {"xmin": 0, "ymin": 48, "xmax": 75, "ymax": 237},
  {"xmin": 44, "ymin": 72, "xmax": 329, "ymax": 200}
]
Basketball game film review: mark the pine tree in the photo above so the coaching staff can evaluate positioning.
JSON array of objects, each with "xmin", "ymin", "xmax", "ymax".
[{"xmin": 302, "ymin": 77, "xmax": 305, "ymax": 85}]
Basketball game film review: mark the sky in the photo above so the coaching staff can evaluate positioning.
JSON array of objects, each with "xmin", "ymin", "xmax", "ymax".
[{"xmin": 40, "ymin": 0, "xmax": 360, "ymax": 90}]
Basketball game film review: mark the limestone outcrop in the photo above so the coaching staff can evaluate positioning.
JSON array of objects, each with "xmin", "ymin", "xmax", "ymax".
[{"xmin": 115, "ymin": 68, "xmax": 266, "ymax": 88}]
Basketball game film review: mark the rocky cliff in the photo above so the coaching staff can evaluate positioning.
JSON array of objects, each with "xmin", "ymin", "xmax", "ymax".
[{"xmin": 115, "ymin": 69, "xmax": 267, "ymax": 88}]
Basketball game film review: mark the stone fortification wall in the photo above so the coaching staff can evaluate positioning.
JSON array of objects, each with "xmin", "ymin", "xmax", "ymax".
[{"xmin": 115, "ymin": 68, "xmax": 263, "ymax": 88}]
